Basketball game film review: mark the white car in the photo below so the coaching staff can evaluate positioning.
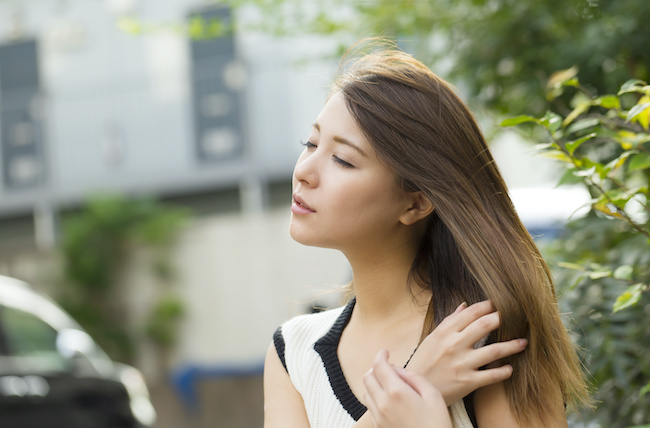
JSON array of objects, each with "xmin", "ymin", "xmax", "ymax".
[{"xmin": 0, "ymin": 275, "xmax": 156, "ymax": 428}]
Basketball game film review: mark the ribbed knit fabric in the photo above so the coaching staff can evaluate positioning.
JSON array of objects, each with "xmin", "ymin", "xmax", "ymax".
[{"xmin": 274, "ymin": 300, "xmax": 475, "ymax": 428}]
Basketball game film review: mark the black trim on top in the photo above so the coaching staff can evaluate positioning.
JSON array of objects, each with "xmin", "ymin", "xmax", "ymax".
[
  {"xmin": 464, "ymin": 392, "xmax": 477, "ymax": 427},
  {"xmin": 313, "ymin": 299, "xmax": 368, "ymax": 421},
  {"xmin": 273, "ymin": 326, "xmax": 287, "ymax": 372}
]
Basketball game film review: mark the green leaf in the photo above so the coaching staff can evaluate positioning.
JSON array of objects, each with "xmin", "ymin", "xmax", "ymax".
[
  {"xmin": 631, "ymin": 96, "xmax": 650, "ymax": 129},
  {"xmin": 613, "ymin": 265, "xmax": 634, "ymax": 280},
  {"xmin": 592, "ymin": 200, "xmax": 623, "ymax": 219},
  {"xmin": 641, "ymin": 381, "xmax": 650, "ymax": 397},
  {"xmin": 615, "ymin": 131, "xmax": 650, "ymax": 149},
  {"xmin": 532, "ymin": 142, "xmax": 555, "ymax": 151},
  {"xmin": 595, "ymin": 95, "xmax": 620, "ymax": 109},
  {"xmin": 560, "ymin": 77, "xmax": 579, "ymax": 89},
  {"xmin": 574, "ymin": 165, "xmax": 596, "ymax": 177},
  {"xmin": 539, "ymin": 150, "xmax": 572, "ymax": 163},
  {"xmin": 588, "ymin": 270, "xmax": 612, "ymax": 280},
  {"xmin": 618, "ymin": 79, "xmax": 647, "ymax": 95},
  {"xmin": 568, "ymin": 273, "xmax": 587, "ymax": 290},
  {"xmin": 565, "ymin": 133, "xmax": 596, "ymax": 155},
  {"xmin": 556, "ymin": 168, "xmax": 584, "ymax": 187},
  {"xmin": 605, "ymin": 151, "xmax": 635, "ymax": 171},
  {"xmin": 563, "ymin": 102, "xmax": 591, "ymax": 127},
  {"xmin": 558, "ymin": 262, "xmax": 585, "ymax": 271},
  {"xmin": 613, "ymin": 283, "xmax": 645, "ymax": 313},
  {"xmin": 566, "ymin": 117, "xmax": 599, "ymax": 134},
  {"xmin": 627, "ymin": 102, "xmax": 650, "ymax": 121},
  {"xmin": 547, "ymin": 66, "xmax": 579, "ymax": 90},
  {"xmin": 500, "ymin": 115, "xmax": 538, "ymax": 127},
  {"xmin": 628, "ymin": 153, "xmax": 650, "ymax": 172},
  {"xmin": 540, "ymin": 111, "xmax": 562, "ymax": 133},
  {"xmin": 606, "ymin": 186, "xmax": 644, "ymax": 208}
]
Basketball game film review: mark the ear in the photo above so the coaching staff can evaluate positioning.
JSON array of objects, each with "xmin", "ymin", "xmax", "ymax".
[{"xmin": 399, "ymin": 192, "xmax": 435, "ymax": 226}]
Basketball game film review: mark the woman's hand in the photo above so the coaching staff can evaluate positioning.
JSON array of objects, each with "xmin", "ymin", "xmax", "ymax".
[
  {"xmin": 406, "ymin": 300, "xmax": 528, "ymax": 406},
  {"xmin": 363, "ymin": 349, "xmax": 452, "ymax": 428}
]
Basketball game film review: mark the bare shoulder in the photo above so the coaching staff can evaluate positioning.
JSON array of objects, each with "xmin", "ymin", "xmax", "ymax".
[
  {"xmin": 473, "ymin": 381, "xmax": 568, "ymax": 428},
  {"xmin": 263, "ymin": 343, "xmax": 310, "ymax": 428}
]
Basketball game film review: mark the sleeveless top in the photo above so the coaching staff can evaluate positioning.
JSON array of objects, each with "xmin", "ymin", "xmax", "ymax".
[{"xmin": 273, "ymin": 299, "xmax": 475, "ymax": 428}]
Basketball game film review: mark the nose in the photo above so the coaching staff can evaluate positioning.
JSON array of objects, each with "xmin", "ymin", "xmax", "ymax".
[{"xmin": 293, "ymin": 150, "xmax": 319, "ymax": 188}]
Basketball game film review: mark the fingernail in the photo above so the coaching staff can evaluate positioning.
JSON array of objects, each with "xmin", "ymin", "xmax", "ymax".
[
  {"xmin": 519, "ymin": 338, "xmax": 528, "ymax": 347},
  {"xmin": 455, "ymin": 301, "xmax": 468, "ymax": 313}
]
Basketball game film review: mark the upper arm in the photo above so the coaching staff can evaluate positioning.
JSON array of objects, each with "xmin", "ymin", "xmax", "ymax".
[
  {"xmin": 473, "ymin": 381, "xmax": 568, "ymax": 428},
  {"xmin": 263, "ymin": 342, "xmax": 311, "ymax": 428}
]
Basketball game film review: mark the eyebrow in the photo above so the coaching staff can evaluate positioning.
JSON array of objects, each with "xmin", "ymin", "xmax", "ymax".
[{"xmin": 313, "ymin": 123, "xmax": 368, "ymax": 158}]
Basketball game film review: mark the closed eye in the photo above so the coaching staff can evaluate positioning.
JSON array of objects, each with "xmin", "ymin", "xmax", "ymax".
[
  {"xmin": 300, "ymin": 140, "xmax": 316, "ymax": 149},
  {"xmin": 333, "ymin": 156, "xmax": 354, "ymax": 168},
  {"xmin": 301, "ymin": 140, "xmax": 353, "ymax": 168}
]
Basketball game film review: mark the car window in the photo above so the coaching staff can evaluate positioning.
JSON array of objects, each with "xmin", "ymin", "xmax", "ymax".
[{"xmin": 1, "ymin": 305, "xmax": 67, "ymax": 371}]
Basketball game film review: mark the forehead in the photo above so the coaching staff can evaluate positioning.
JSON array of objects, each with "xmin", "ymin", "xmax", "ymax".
[
  {"xmin": 314, "ymin": 93, "xmax": 370, "ymax": 143},
  {"xmin": 317, "ymin": 93, "xmax": 358, "ymax": 129}
]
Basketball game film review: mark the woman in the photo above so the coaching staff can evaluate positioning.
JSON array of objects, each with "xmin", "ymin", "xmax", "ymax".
[{"xmin": 264, "ymin": 41, "xmax": 589, "ymax": 427}]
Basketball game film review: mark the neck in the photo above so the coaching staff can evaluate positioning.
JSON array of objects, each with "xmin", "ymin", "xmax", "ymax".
[{"xmin": 343, "ymin": 240, "xmax": 430, "ymax": 325}]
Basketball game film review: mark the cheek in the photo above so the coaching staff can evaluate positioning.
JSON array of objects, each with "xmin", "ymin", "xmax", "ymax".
[{"xmin": 333, "ymin": 181, "xmax": 403, "ymax": 224}]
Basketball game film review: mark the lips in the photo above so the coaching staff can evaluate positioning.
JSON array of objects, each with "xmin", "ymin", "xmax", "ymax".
[{"xmin": 292, "ymin": 194, "xmax": 316, "ymax": 214}]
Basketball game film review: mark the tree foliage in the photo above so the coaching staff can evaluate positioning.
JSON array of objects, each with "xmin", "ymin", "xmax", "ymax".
[
  {"xmin": 60, "ymin": 195, "xmax": 188, "ymax": 362},
  {"xmin": 503, "ymin": 74, "xmax": 650, "ymax": 426},
  {"xmin": 220, "ymin": 0, "xmax": 650, "ymax": 116}
]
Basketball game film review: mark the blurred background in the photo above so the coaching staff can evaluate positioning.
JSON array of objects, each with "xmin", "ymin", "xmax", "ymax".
[{"xmin": 0, "ymin": 1, "xmax": 648, "ymax": 427}]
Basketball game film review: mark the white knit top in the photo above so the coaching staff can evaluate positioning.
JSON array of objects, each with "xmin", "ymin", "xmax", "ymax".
[{"xmin": 273, "ymin": 299, "xmax": 475, "ymax": 428}]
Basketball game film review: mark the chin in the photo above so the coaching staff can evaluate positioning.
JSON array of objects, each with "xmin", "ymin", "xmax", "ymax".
[
  {"xmin": 289, "ymin": 227, "xmax": 315, "ymax": 246},
  {"xmin": 289, "ymin": 225, "xmax": 333, "ymax": 249}
]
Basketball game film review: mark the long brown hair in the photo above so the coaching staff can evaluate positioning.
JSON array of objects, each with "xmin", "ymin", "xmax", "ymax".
[{"xmin": 333, "ymin": 40, "xmax": 590, "ymax": 425}]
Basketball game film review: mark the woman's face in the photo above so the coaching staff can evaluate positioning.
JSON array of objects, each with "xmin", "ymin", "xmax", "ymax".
[{"xmin": 290, "ymin": 92, "xmax": 412, "ymax": 253}]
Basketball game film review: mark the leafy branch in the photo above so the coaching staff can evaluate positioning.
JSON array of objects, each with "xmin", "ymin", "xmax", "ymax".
[{"xmin": 502, "ymin": 72, "xmax": 650, "ymax": 313}]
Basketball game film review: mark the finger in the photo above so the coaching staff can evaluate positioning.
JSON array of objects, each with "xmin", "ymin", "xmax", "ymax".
[
  {"xmin": 372, "ymin": 349, "xmax": 398, "ymax": 385},
  {"xmin": 372, "ymin": 350, "xmax": 422, "ymax": 402},
  {"xmin": 469, "ymin": 338, "xmax": 528, "ymax": 368},
  {"xmin": 452, "ymin": 300, "xmax": 468, "ymax": 315},
  {"xmin": 471, "ymin": 364, "xmax": 515, "ymax": 389},
  {"xmin": 372, "ymin": 349, "xmax": 404, "ymax": 386},
  {"xmin": 439, "ymin": 300, "xmax": 496, "ymax": 332},
  {"xmin": 460, "ymin": 311, "xmax": 501, "ymax": 344},
  {"xmin": 373, "ymin": 348, "xmax": 390, "ymax": 369},
  {"xmin": 363, "ymin": 367, "xmax": 384, "ymax": 399},
  {"xmin": 363, "ymin": 384, "xmax": 382, "ymax": 428},
  {"xmin": 363, "ymin": 364, "xmax": 398, "ymax": 425}
]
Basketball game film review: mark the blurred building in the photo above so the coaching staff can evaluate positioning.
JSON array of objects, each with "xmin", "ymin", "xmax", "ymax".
[
  {"xmin": 0, "ymin": 1, "xmax": 350, "ymax": 426},
  {"xmin": 0, "ymin": 0, "xmax": 330, "ymax": 249}
]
